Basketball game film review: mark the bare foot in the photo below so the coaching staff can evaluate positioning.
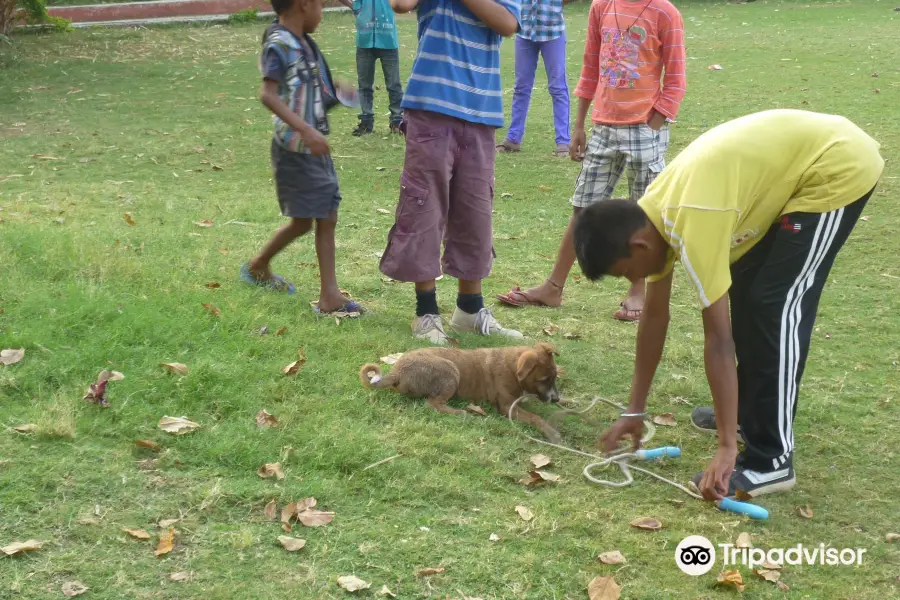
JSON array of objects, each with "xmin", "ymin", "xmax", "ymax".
[
  {"xmin": 613, "ymin": 294, "xmax": 644, "ymax": 322},
  {"xmin": 316, "ymin": 292, "xmax": 353, "ymax": 314},
  {"xmin": 501, "ymin": 280, "xmax": 563, "ymax": 308},
  {"xmin": 247, "ymin": 258, "xmax": 273, "ymax": 283}
]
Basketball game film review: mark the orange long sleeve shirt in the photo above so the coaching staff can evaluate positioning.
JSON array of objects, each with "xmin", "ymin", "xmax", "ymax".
[{"xmin": 575, "ymin": 0, "xmax": 686, "ymax": 125}]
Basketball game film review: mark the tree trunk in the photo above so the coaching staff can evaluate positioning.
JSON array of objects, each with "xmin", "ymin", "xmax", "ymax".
[{"xmin": 0, "ymin": 0, "xmax": 18, "ymax": 37}]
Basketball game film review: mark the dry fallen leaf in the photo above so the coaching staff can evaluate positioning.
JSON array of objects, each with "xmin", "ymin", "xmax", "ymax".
[
  {"xmin": 598, "ymin": 550, "xmax": 627, "ymax": 565},
  {"xmin": 652, "ymin": 413, "xmax": 677, "ymax": 426},
  {"xmin": 416, "ymin": 567, "xmax": 445, "ymax": 576},
  {"xmin": 886, "ymin": 533, "xmax": 900, "ymax": 543},
  {"xmin": 755, "ymin": 568, "xmax": 782, "ymax": 583},
  {"xmin": 297, "ymin": 509, "xmax": 335, "ymax": 527},
  {"xmin": 257, "ymin": 462, "xmax": 285, "ymax": 480},
  {"xmin": 154, "ymin": 527, "xmax": 175, "ymax": 557},
  {"xmin": 860, "ymin": 215, "xmax": 872, "ymax": 222},
  {"xmin": 194, "ymin": 219, "xmax": 214, "ymax": 228},
  {"xmin": 0, "ymin": 348, "xmax": 25, "ymax": 366},
  {"xmin": 761, "ymin": 560, "xmax": 782, "ymax": 570},
  {"xmin": 282, "ymin": 348, "xmax": 307, "ymax": 376},
  {"xmin": 530, "ymin": 454, "xmax": 552, "ymax": 469},
  {"xmin": 466, "ymin": 404, "xmax": 488, "ymax": 417},
  {"xmin": 13, "ymin": 423, "xmax": 36, "ymax": 433},
  {"xmin": 798, "ymin": 504, "xmax": 814, "ymax": 519},
  {"xmin": 587, "ymin": 575, "xmax": 621, "ymax": 600},
  {"xmin": 122, "ymin": 527, "xmax": 151, "ymax": 540},
  {"xmin": 716, "ymin": 570, "xmax": 745, "ymax": 592},
  {"xmin": 158, "ymin": 519, "xmax": 180, "ymax": 528},
  {"xmin": 275, "ymin": 326, "xmax": 287, "ymax": 336},
  {"xmin": 542, "ymin": 324, "xmax": 559, "ymax": 336},
  {"xmin": 537, "ymin": 185, "xmax": 553, "ymax": 192},
  {"xmin": 278, "ymin": 535, "xmax": 306, "ymax": 552},
  {"xmin": 629, "ymin": 516, "xmax": 662, "ymax": 531},
  {"xmin": 381, "ymin": 353, "xmax": 404, "ymax": 365},
  {"xmin": 158, "ymin": 416, "xmax": 200, "ymax": 435},
  {"xmin": 520, "ymin": 470, "xmax": 561, "ymax": 487},
  {"xmin": 337, "ymin": 575, "xmax": 371, "ymax": 592},
  {"xmin": 0, "ymin": 539, "xmax": 43, "ymax": 556},
  {"xmin": 489, "ymin": 533, "xmax": 500, "ymax": 542},
  {"xmin": 62, "ymin": 581, "xmax": 88, "ymax": 597},
  {"xmin": 159, "ymin": 362, "xmax": 189, "ymax": 376},
  {"xmin": 202, "ymin": 303, "xmax": 221, "ymax": 318},
  {"xmin": 736, "ymin": 532, "xmax": 753, "ymax": 549},
  {"xmin": 709, "ymin": 64, "xmax": 724, "ymax": 70},
  {"xmin": 776, "ymin": 581, "xmax": 790, "ymax": 591},
  {"xmin": 135, "ymin": 439, "xmax": 161, "ymax": 452},
  {"xmin": 170, "ymin": 571, "xmax": 190, "ymax": 582},
  {"xmin": 205, "ymin": 282, "xmax": 221, "ymax": 289},
  {"xmin": 377, "ymin": 585, "xmax": 397, "ymax": 597},
  {"xmin": 515, "ymin": 505, "xmax": 534, "ymax": 521},
  {"xmin": 255, "ymin": 409, "xmax": 278, "ymax": 428},
  {"xmin": 264, "ymin": 500, "xmax": 277, "ymax": 520},
  {"xmin": 123, "ymin": 212, "xmax": 136, "ymax": 226},
  {"xmin": 376, "ymin": 208, "xmax": 391, "ymax": 215},
  {"xmin": 281, "ymin": 502, "xmax": 297, "ymax": 530},
  {"xmin": 563, "ymin": 332, "xmax": 581, "ymax": 340}
]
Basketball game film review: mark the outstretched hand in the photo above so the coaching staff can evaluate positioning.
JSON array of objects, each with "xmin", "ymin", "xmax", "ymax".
[
  {"xmin": 599, "ymin": 416, "xmax": 645, "ymax": 454},
  {"xmin": 697, "ymin": 445, "xmax": 738, "ymax": 500}
]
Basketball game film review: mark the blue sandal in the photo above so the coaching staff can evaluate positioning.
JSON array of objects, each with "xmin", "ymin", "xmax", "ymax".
[{"xmin": 240, "ymin": 263, "xmax": 296, "ymax": 295}]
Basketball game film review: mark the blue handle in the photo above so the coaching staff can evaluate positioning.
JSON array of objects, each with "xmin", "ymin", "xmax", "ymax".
[
  {"xmin": 717, "ymin": 498, "xmax": 769, "ymax": 520},
  {"xmin": 635, "ymin": 446, "xmax": 681, "ymax": 460}
]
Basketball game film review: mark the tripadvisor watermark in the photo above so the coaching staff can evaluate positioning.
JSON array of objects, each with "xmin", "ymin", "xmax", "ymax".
[
  {"xmin": 675, "ymin": 535, "xmax": 866, "ymax": 576},
  {"xmin": 721, "ymin": 543, "xmax": 867, "ymax": 569}
]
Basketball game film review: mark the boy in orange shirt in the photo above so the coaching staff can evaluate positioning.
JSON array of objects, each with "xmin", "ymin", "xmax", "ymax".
[{"xmin": 498, "ymin": 0, "xmax": 685, "ymax": 321}]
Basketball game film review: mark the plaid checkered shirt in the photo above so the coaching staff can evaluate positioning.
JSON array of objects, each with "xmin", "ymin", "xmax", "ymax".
[{"xmin": 518, "ymin": 0, "xmax": 565, "ymax": 43}]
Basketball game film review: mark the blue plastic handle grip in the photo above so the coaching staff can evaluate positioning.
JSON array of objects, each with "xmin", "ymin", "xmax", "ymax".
[
  {"xmin": 636, "ymin": 446, "xmax": 681, "ymax": 460},
  {"xmin": 718, "ymin": 498, "xmax": 769, "ymax": 520}
]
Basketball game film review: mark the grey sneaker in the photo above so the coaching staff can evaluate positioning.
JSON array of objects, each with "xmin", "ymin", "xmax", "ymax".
[
  {"xmin": 450, "ymin": 307, "xmax": 524, "ymax": 339},
  {"xmin": 412, "ymin": 314, "xmax": 449, "ymax": 346},
  {"xmin": 691, "ymin": 463, "xmax": 796, "ymax": 498},
  {"xmin": 691, "ymin": 406, "xmax": 743, "ymax": 436}
]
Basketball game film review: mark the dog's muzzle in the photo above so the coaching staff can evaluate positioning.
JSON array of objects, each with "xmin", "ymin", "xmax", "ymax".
[{"xmin": 540, "ymin": 385, "xmax": 560, "ymax": 403}]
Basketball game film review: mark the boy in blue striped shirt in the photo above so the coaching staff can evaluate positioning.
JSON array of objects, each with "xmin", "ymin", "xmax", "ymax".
[{"xmin": 379, "ymin": 0, "xmax": 523, "ymax": 345}]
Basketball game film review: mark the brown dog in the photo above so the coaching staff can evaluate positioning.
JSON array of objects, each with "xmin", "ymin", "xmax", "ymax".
[{"xmin": 360, "ymin": 343, "xmax": 562, "ymax": 442}]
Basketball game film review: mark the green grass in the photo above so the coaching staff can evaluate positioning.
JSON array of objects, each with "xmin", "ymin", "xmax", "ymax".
[{"xmin": 1, "ymin": 1, "xmax": 898, "ymax": 598}]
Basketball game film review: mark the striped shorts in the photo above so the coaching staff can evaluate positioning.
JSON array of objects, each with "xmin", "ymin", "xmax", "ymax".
[{"xmin": 571, "ymin": 123, "xmax": 670, "ymax": 208}]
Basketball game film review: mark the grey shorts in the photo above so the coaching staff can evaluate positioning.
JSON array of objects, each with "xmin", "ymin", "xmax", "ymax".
[
  {"xmin": 271, "ymin": 140, "xmax": 341, "ymax": 219},
  {"xmin": 571, "ymin": 123, "xmax": 669, "ymax": 208}
]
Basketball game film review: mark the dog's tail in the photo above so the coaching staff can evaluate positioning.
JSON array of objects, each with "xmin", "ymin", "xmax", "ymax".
[{"xmin": 360, "ymin": 363, "xmax": 394, "ymax": 389}]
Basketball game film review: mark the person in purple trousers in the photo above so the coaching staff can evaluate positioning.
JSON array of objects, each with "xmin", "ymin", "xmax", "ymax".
[{"xmin": 497, "ymin": 0, "xmax": 572, "ymax": 157}]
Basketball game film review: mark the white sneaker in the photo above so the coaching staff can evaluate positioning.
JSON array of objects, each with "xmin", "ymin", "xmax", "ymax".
[
  {"xmin": 412, "ymin": 314, "xmax": 450, "ymax": 346},
  {"xmin": 450, "ymin": 307, "xmax": 524, "ymax": 339}
]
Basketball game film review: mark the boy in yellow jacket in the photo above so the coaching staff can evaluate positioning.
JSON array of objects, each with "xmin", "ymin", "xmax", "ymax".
[{"xmin": 574, "ymin": 110, "xmax": 884, "ymax": 500}]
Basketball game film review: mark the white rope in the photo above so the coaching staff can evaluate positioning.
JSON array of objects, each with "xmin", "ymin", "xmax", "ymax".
[{"xmin": 508, "ymin": 395, "xmax": 702, "ymax": 500}]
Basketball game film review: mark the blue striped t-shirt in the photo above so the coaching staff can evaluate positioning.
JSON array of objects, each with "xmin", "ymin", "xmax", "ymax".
[{"xmin": 402, "ymin": 0, "xmax": 521, "ymax": 128}]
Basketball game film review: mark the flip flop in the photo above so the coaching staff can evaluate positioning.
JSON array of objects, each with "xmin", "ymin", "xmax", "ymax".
[
  {"xmin": 496, "ymin": 286, "xmax": 559, "ymax": 308},
  {"xmin": 613, "ymin": 302, "xmax": 642, "ymax": 322},
  {"xmin": 312, "ymin": 300, "xmax": 367, "ymax": 316},
  {"xmin": 240, "ymin": 263, "xmax": 296, "ymax": 294}
]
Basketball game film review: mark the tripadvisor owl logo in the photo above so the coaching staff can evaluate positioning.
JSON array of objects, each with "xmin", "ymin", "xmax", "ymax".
[{"xmin": 675, "ymin": 536, "xmax": 716, "ymax": 576}]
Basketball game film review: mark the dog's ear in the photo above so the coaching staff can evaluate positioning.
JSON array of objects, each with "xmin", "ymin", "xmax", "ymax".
[
  {"xmin": 536, "ymin": 343, "xmax": 559, "ymax": 357},
  {"xmin": 516, "ymin": 350, "xmax": 539, "ymax": 381}
]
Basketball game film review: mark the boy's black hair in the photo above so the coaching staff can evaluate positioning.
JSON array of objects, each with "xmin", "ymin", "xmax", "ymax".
[
  {"xmin": 271, "ymin": 0, "xmax": 295, "ymax": 15},
  {"xmin": 573, "ymin": 200, "xmax": 649, "ymax": 281}
]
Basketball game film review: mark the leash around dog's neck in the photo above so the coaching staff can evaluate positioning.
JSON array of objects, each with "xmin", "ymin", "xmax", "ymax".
[{"xmin": 507, "ymin": 395, "xmax": 769, "ymax": 520}]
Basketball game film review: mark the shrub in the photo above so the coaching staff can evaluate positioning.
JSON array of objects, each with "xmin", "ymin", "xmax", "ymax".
[
  {"xmin": 1, "ymin": 0, "xmax": 72, "ymax": 36},
  {"xmin": 227, "ymin": 8, "xmax": 259, "ymax": 24}
]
